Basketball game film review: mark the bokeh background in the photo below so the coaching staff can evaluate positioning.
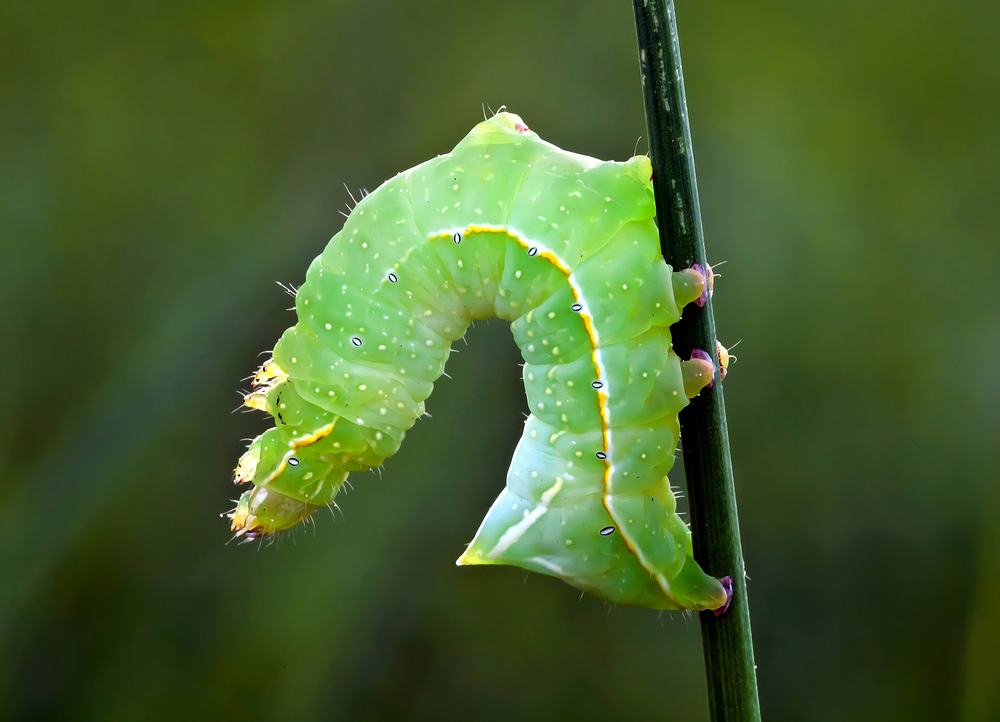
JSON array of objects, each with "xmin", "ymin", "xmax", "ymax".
[{"xmin": 2, "ymin": 0, "xmax": 997, "ymax": 720}]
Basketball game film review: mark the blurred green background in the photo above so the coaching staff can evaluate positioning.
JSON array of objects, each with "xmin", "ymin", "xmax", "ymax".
[{"xmin": 1, "ymin": 0, "xmax": 997, "ymax": 719}]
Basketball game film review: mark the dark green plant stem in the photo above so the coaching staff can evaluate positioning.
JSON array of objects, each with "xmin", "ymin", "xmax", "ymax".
[{"xmin": 632, "ymin": 2, "xmax": 761, "ymax": 720}]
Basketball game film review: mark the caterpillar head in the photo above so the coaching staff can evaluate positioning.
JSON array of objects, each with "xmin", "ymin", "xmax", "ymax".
[
  {"xmin": 229, "ymin": 485, "xmax": 318, "ymax": 540},
  {"xmin": 229, "ymin": 433, "xmax": 329, "ymax": 538}
]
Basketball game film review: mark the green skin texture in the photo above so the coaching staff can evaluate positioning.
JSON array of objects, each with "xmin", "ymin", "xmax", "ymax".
[{"xmin": 234, "ymin": 112, "xmax": 727, "ymax": 611}]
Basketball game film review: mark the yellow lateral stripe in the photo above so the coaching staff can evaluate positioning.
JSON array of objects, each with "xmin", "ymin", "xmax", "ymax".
[
  {"xmin": 291, "ymin": 422, "xmax": 336, "ymax": 449},
  {"xmin": 263, "ymin": 422, "xmax": 337, "ymax": 485},
  {"xmin": 428, "ymin": 224, "xmax": 676, "ymax": 603}
]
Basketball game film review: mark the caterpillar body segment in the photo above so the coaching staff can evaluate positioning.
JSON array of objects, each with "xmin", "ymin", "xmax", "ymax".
[{"xmin": 230, "ymin": 112, "xmax": 727, "ymax": 611}]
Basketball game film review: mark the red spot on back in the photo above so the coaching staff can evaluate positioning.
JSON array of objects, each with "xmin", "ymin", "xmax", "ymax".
[{"xmin": 514, "ymin": 121, "xmax": 529, "ymax": 134}]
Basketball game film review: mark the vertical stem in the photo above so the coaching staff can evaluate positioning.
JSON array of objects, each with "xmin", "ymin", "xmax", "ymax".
[{"xmin": 632, "ymin": 2, "xmax": 761, "ymax": 721}]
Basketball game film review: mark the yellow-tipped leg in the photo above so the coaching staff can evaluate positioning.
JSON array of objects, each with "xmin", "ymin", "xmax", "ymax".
[
  {"xmin": 233, "ymin": 445, "xmax": 260, "ymax": 485},
  {"xmin": 242, "ymin": 390, "xmax": 269, "ymax": 412},
  {"xmin": 252, "ymin": 358, "xmax": 287, "ymax": 388}
]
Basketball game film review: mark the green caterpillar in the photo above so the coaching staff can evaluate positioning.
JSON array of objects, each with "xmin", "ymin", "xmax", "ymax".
[{"xmin": 230, "ymin": 112, "xmax": 731, "ymax": 612}]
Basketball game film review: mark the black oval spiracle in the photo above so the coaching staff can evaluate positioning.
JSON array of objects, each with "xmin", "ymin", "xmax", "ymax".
[
  {"xmin": 571, "ymin": 303, "xmax": 583, "ymax": 312},
  {"xmin": 387, "ymin": 272, "xmax": 398, "ymax": 283},
  {"xmin": 600, "ymin": 526, "xmax": 615, "ymax": 536},
  {"xmin": 453, "ymin": 232, "xmax": 462, "ymax": 244},
  {"xmin": 595, "ymin": 451, "xmax": 607, "ymax": 460},
  {"xmin": 592, "ymin": 381, "xmax": 603, "ymax": 389},
  {"xmin": 351, "ymin": 336, "xmax": 363, "ymax": 347},
  {"xmin": 527, "ymin": 247, "xmax": 538, "ymax": 257},
  {"xmin": 287, "ymin": 457, "xmax": 300, "ymax": 466}
]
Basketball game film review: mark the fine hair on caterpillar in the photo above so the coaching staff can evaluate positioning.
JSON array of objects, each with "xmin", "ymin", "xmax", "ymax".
[{"xmin": 228, "ymin": 111, "xmax": 733, "ymax": 612}]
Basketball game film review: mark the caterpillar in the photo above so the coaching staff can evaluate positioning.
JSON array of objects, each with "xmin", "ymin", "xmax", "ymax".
[{"xmin": 229, "ymin": 112, "xmax": 731, "ymax": 612}]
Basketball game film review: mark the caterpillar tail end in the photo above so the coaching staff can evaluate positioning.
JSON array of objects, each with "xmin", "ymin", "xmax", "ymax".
[
  {"xmin": 455, "ymin": 545, "xmax": 492, "ymax": 567},
  {"xmin": 229, "ymin": 485, "xmax": 318, "ymax": 540}
]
